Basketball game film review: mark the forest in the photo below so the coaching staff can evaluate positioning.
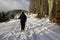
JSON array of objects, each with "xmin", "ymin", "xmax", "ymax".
[{"xmin": 29, "ymin": 0, "xmax": 60, "ymax": 24}]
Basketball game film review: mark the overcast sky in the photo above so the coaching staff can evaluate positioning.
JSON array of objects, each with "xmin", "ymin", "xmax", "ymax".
[{"xmin": 0, "ymin": 0, "xmax": 30, "ymax": 12}]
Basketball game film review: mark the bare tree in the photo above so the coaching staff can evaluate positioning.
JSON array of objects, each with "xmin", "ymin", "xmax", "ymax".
[{"xmin": 48, "ymin": 0, "xmax": 56, "ymax": 22}]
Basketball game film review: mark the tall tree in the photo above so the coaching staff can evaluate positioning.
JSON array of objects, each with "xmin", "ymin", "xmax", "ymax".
[
  {"xmin": 55, "ymin": 0, "xmax": 60, "ymax": 24},
  {"xmin": 48, "ymin": 0, "xmax": 56, "ymax": 22}
]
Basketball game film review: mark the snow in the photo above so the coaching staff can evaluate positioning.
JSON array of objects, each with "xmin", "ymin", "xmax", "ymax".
[{"xmin": 0, "ymin": 14, "xmax": 60, "ymax": 40}]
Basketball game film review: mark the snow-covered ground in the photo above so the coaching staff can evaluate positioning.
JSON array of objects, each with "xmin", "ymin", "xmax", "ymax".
[{"xmin": 0, "ymin": 14, "xmax": 60, "ymax": 40}]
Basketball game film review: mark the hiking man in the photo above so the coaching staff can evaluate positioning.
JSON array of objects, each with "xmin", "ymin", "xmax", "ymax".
[{"xmin": 19, "ymin": 12, "xmax": 27, "ymax": 31}]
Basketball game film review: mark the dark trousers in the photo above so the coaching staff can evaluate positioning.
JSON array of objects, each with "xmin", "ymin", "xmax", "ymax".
[{"xmin": 20, "ymin": 21, "xmax": 25, "ymax": 31}]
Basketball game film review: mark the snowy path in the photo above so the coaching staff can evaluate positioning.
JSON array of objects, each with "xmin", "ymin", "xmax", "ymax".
[{"xmin": 0, "ymin": 14, "xmax": 60, "ymax": 40}]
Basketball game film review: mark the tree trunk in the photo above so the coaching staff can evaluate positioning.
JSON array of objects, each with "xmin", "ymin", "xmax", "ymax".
[
  {"xmin": 55, "ymin": 0, "xmax": 60, "ymax": 24},
  {"xmin": 48, "ymin": 0, "xmax": 53, "ymax": 19}
]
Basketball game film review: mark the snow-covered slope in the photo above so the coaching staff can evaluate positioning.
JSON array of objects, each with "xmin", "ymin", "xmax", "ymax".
[{"xmin": 0, "ymin": 14, "xmax": 60, "ymax": 40}]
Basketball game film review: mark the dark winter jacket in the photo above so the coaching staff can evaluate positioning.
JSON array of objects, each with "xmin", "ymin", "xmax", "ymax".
[{"xmin": 19, "ymin": 12, "xmax": 27, "ymax": 22}]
